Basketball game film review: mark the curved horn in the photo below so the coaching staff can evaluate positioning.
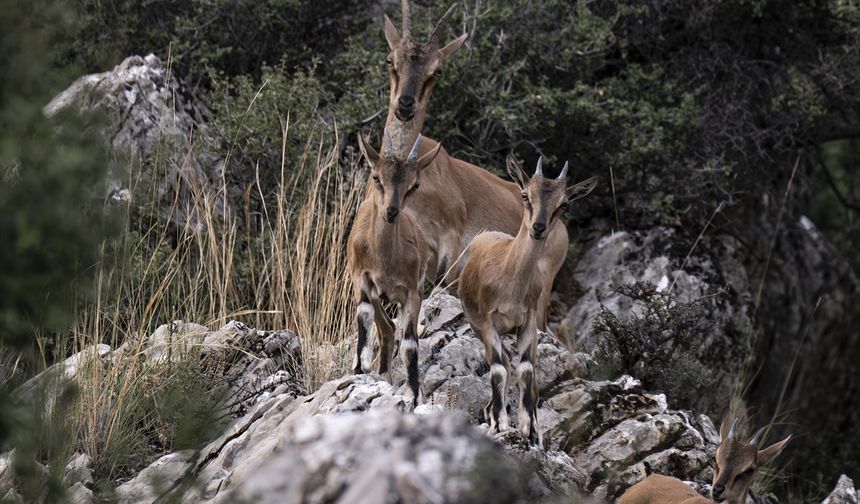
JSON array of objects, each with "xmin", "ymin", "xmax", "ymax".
[
  {"xmin": 749, "ymin": 427, "xmax": 766, "ymax": 446},
  {"xmin": 401, "ymin": 0, "xmax": 412, "ymax": 39},
  {"xmin": 727, "ymin": 418, "xmax": 739, "ymax": 440},
  {"xmin": 429, "ymin": 3, "xmax": 458, "ymax": 44},
  {"xmin": 408, "ymin": 134, "xmax": 423, "ymax": 162},
  {"xmin": 534, "ymin": 156, "xmax": 544, "ymax": 177},
  {"xmin": 557, "ymin": 161, "xmax": 569, "ymax": 180},
  {"xmin": 383, "ymin": 128, "xmax": 395, "ymax": 158}
]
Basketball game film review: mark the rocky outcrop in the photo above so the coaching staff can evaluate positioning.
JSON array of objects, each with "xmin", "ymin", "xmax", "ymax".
[
  {"xmin": 94, "ymin": 292, "xmax": 721, "ymax": 503},
  {"xmin": 44, "ymin": 54, "xmax": 222, "ymax": 230},
  {"xmin": 823, "ymin": 475, "xmax": 859, "ymax": 504},
  {"xmin": 556, "ymin": 228, "xmax": 754, "ymax": 415}
]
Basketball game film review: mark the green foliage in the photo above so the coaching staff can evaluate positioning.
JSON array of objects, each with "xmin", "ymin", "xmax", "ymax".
[
  {"xmin": 594, "ymin": 282, "xmax": 714, "ymax": 409},
  {"xmin": 0, "ymin": 0, "xmax": 111, "ymax": 350},
  {"xmin": 63, "ymin": 0, "xmax": 860, "ymax": 234},
  {"xmin": 67, "ymin": 0, "xmax": 377, "ymax": 85}
]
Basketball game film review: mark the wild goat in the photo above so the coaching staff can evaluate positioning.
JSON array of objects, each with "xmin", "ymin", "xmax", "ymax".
[
  {"xmin": 458, "ymin": 157, "xmax": 597, "ymax": 444},
  {"xmin": 347, "ymin": 130, "xmax": 441, "ymax": 407},
  {"xmin": 618, "ymin": 417, "xmax": 792, "ymax": 504},
  {"xmin": 379, "ymin": 2, "xmax": 571, "ymax": 333}
]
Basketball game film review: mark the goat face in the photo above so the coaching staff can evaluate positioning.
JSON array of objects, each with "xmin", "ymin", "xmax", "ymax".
[
  {"xmin": 358, "ymin": 131, "xmax": 442, "ymax": 224},
  {"xmin": 712, "ymin": 417, "xmax": 792, "ymax": 504},
  {"xmin": 506, "ymin": 155, "xmax": 598, "ymax": 240},
  {"xmin": 383, "ymin": 2, "xmax": 468, "ymax": 123}
]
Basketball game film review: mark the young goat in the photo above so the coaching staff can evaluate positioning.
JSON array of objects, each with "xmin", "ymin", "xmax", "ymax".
[
  {"xmin": 458, "ymin": 157, "xmax": 597, "ymax": 444},
  {"xmin": 347, "ymin": 130, "xmax": 441, "ymax": 407},
  {"xmin": 619, "ymin": 416, "xmax": 792, "ymax": 504}
]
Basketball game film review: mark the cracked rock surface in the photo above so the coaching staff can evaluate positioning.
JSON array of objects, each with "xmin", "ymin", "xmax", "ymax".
[{"xmin": 103, "ymin": 292, "xmax": 721, "ymax": 503}]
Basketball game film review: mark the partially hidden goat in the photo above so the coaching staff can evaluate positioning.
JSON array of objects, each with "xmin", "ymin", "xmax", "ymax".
[{"xmin": 619, "ymin": 416, "xmax": 792, "ymax": 504}]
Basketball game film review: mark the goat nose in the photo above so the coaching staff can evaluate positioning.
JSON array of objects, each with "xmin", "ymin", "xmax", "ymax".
[
  {"xmin": 533, "ymin": 222, "xmax": 546, "ymax": 234},
  {"xmin": 398, "ymin": 95, "xmax": 415, "ymax": 109},
  {"xmin": 386, "ymin": 206, "xmax": 399, "ymax": 222},
  {"xmin": 712, "ymin": 483, "xmax": 725, "ymax": 498}
]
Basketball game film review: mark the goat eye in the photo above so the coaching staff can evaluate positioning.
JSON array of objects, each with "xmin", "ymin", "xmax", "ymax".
[
  {"xmin": 521, "ymin": 192, "xmax": 528, "ymax": 200},
  {"xmin": 559, "ymin": 202, "xmax": 569, "ymax": 211},
  {"xmin": 738, "ymin": 469, "xmax": 754, "ymax": 479}
]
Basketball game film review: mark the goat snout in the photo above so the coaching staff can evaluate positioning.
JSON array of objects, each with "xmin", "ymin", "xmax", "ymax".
[
  {"xmin": 386, "ymin": 206, "xmax": 400, "ymax": 223},
  {"xmin": 531, "ymin": 222, "xmax": 547, "ymax": 239},
  {"xmin": 396, "ymin": 95, "xmax": 415, "ymax": 119},
  {"xmin": 711, "ymin": 483, "xmax": 726, "ymax": 501}
]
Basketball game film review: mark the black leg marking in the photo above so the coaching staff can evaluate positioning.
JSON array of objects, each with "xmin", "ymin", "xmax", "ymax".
[
  {"xmin": 403, "ymin": 324, "xmax": 419, "ymax": 407},
  {"xmin": 354, "ymin": 294, "xmax": 373, "ymax": 374}
]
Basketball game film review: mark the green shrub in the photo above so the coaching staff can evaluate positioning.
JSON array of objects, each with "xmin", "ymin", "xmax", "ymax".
[{"xmin": 593, "ymin": 282, "xmax": 714, "ymax": 409}]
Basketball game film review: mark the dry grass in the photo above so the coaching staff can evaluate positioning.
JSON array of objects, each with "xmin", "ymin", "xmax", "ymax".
[
  {"xmin": 15, "ymin": 107, "xmax": 364, "ymax": 485},
  {"xmin": 285, "ymin": 134, "xmax": 364, "ymax": 392}
]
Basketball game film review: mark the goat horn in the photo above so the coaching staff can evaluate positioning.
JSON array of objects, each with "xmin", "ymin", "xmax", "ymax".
[
  {"xmin": 401, "ymin": 0, "xmax": 412, "ymax": 39},
  {"xmin": 429, "ymin": 3, "xmax": 458, "ymax": 44},
  {"xmin": 534, "ymin": 156, "xmax": 544, "ymax": 177},
  {"xmin": 383, "ymin": 128, "xmax": 395, "ymax": 158},
  {"xmin": 727, "ymin": 418, "xmax": 739, "ymax": 440},
  {"xmin": 557, "ymin": 161, "xmax": 569, "ymax": 180},
  {"xmin": 408, "ymin": 134, "xmax": 422, "ymax": 162},
  {"xmin": 749, "ymin": 427, "xmax": 766, "ymax": 446}
]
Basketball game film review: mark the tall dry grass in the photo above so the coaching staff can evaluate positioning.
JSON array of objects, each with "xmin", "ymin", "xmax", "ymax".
[{"xmin": 20, "ymin": 115, "xmax": 364, "ymax": 485}]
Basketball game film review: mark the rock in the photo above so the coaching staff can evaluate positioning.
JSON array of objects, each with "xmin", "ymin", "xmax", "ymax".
[
  {"xmin": 14, "ymin": 345, "xmax": 111, "ymax": 402},
  {"xmin": 209, "ymin": 411, "xmax": 528, "ymax": 504},
  {"xmin": 63, "ymin": 453, "xmax": 93, "ymax": 489},
  {"xmin": 556, "ymin": 229, "xmax": 753, "ymax": 414},
  {"xmin": 104, "ymin": 291, "xmax": 737, "ymax": 503},
  {"xmin": 144, "ymin": 321, "xmax": 209, "ymax": 363},
  {"xmin": 66, "ymin": 482, "xmax": 94, "ymax": 504},
  {"xmin": 115, "ymin": 451, "xmax": 196, "ymax": 504},
  {"xmin": 0, "ymin": 450, "xmax": 49, "ymax": 503},
  {"xmin": 823, "ymin": 475, "xmax": 859, "ymax": 504},
  {"xmin": 44, "ymin": 54, "xmax": 223, "ymax": 230}
]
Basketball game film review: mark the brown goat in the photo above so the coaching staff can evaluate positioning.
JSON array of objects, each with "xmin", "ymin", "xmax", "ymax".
[
  {"xmin": 347, "ymin": 130, "xmax": 441, "ymax": 407},
  {"xmin": 458, "ymin": 157, "xmax": 597, "ymax": 444},
  {"xmin": 378, "ymin": 2, "xmax": 572, "ymax": 334},
  {"xmin": 619, "ymin": 417, "xmax": 792, "ymax": 504}
]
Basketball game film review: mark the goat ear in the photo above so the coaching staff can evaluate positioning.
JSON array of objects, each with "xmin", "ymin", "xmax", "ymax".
[
  {"xmin": 506, "ymin": 153, "xmax": 528, "ymax": 189},
  {"xmin": 417, "ymin": 142, "xmax": 442, "ymax": 171},
  {"xmin": 357, "ymin": 134, "xmax": 380, "ymax": 166},
  {"xmin": 383, "ymin": 14, "xmax": 401, "ymax": 49},
  {"xmin": 757, "ymin": 435, "xmax": 791, "ymax": 464},
  {"xmin": 567, "ymin": 176, "xmax": 598, "ymax": 201},
  {"xmin": 440, "ymin": 33, "xmax": 468, "ymax": 61}
]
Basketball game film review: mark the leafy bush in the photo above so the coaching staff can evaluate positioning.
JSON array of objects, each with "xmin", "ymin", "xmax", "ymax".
[{"xmin": 594, "ymin": 282, "xmax": 714, "ymax": 409}]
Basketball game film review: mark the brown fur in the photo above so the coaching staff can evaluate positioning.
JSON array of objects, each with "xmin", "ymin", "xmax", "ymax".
[
  {"xmin": 619, "ymin": 475, "xmax": 713, "ymax": 504},
  {"xmin": 379, "ymin": 3, "xmax": 574, "ymax": 333},
  {"xmin": 347, "ymin": 134, "xmax": 441, "ymax": 407},
  {"xmin": 457, "ymin": 159, "xmax": 597, "ymax": 445},
  {"xmin": 618, "ymin": 417, "xmax": 792, "ymax": 504}
]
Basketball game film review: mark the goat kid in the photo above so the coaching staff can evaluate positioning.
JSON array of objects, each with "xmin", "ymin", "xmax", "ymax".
[
  {"xmin": 619, "ymin": 417, "xmax": 792, "ymax": 504},
  {"xmin": 458, "ymin": 157, "xmax": 597, "ymax": 445},
  {"xmin": 347, "ymin": 130, "xmax": 441, "ymax": 407}
]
